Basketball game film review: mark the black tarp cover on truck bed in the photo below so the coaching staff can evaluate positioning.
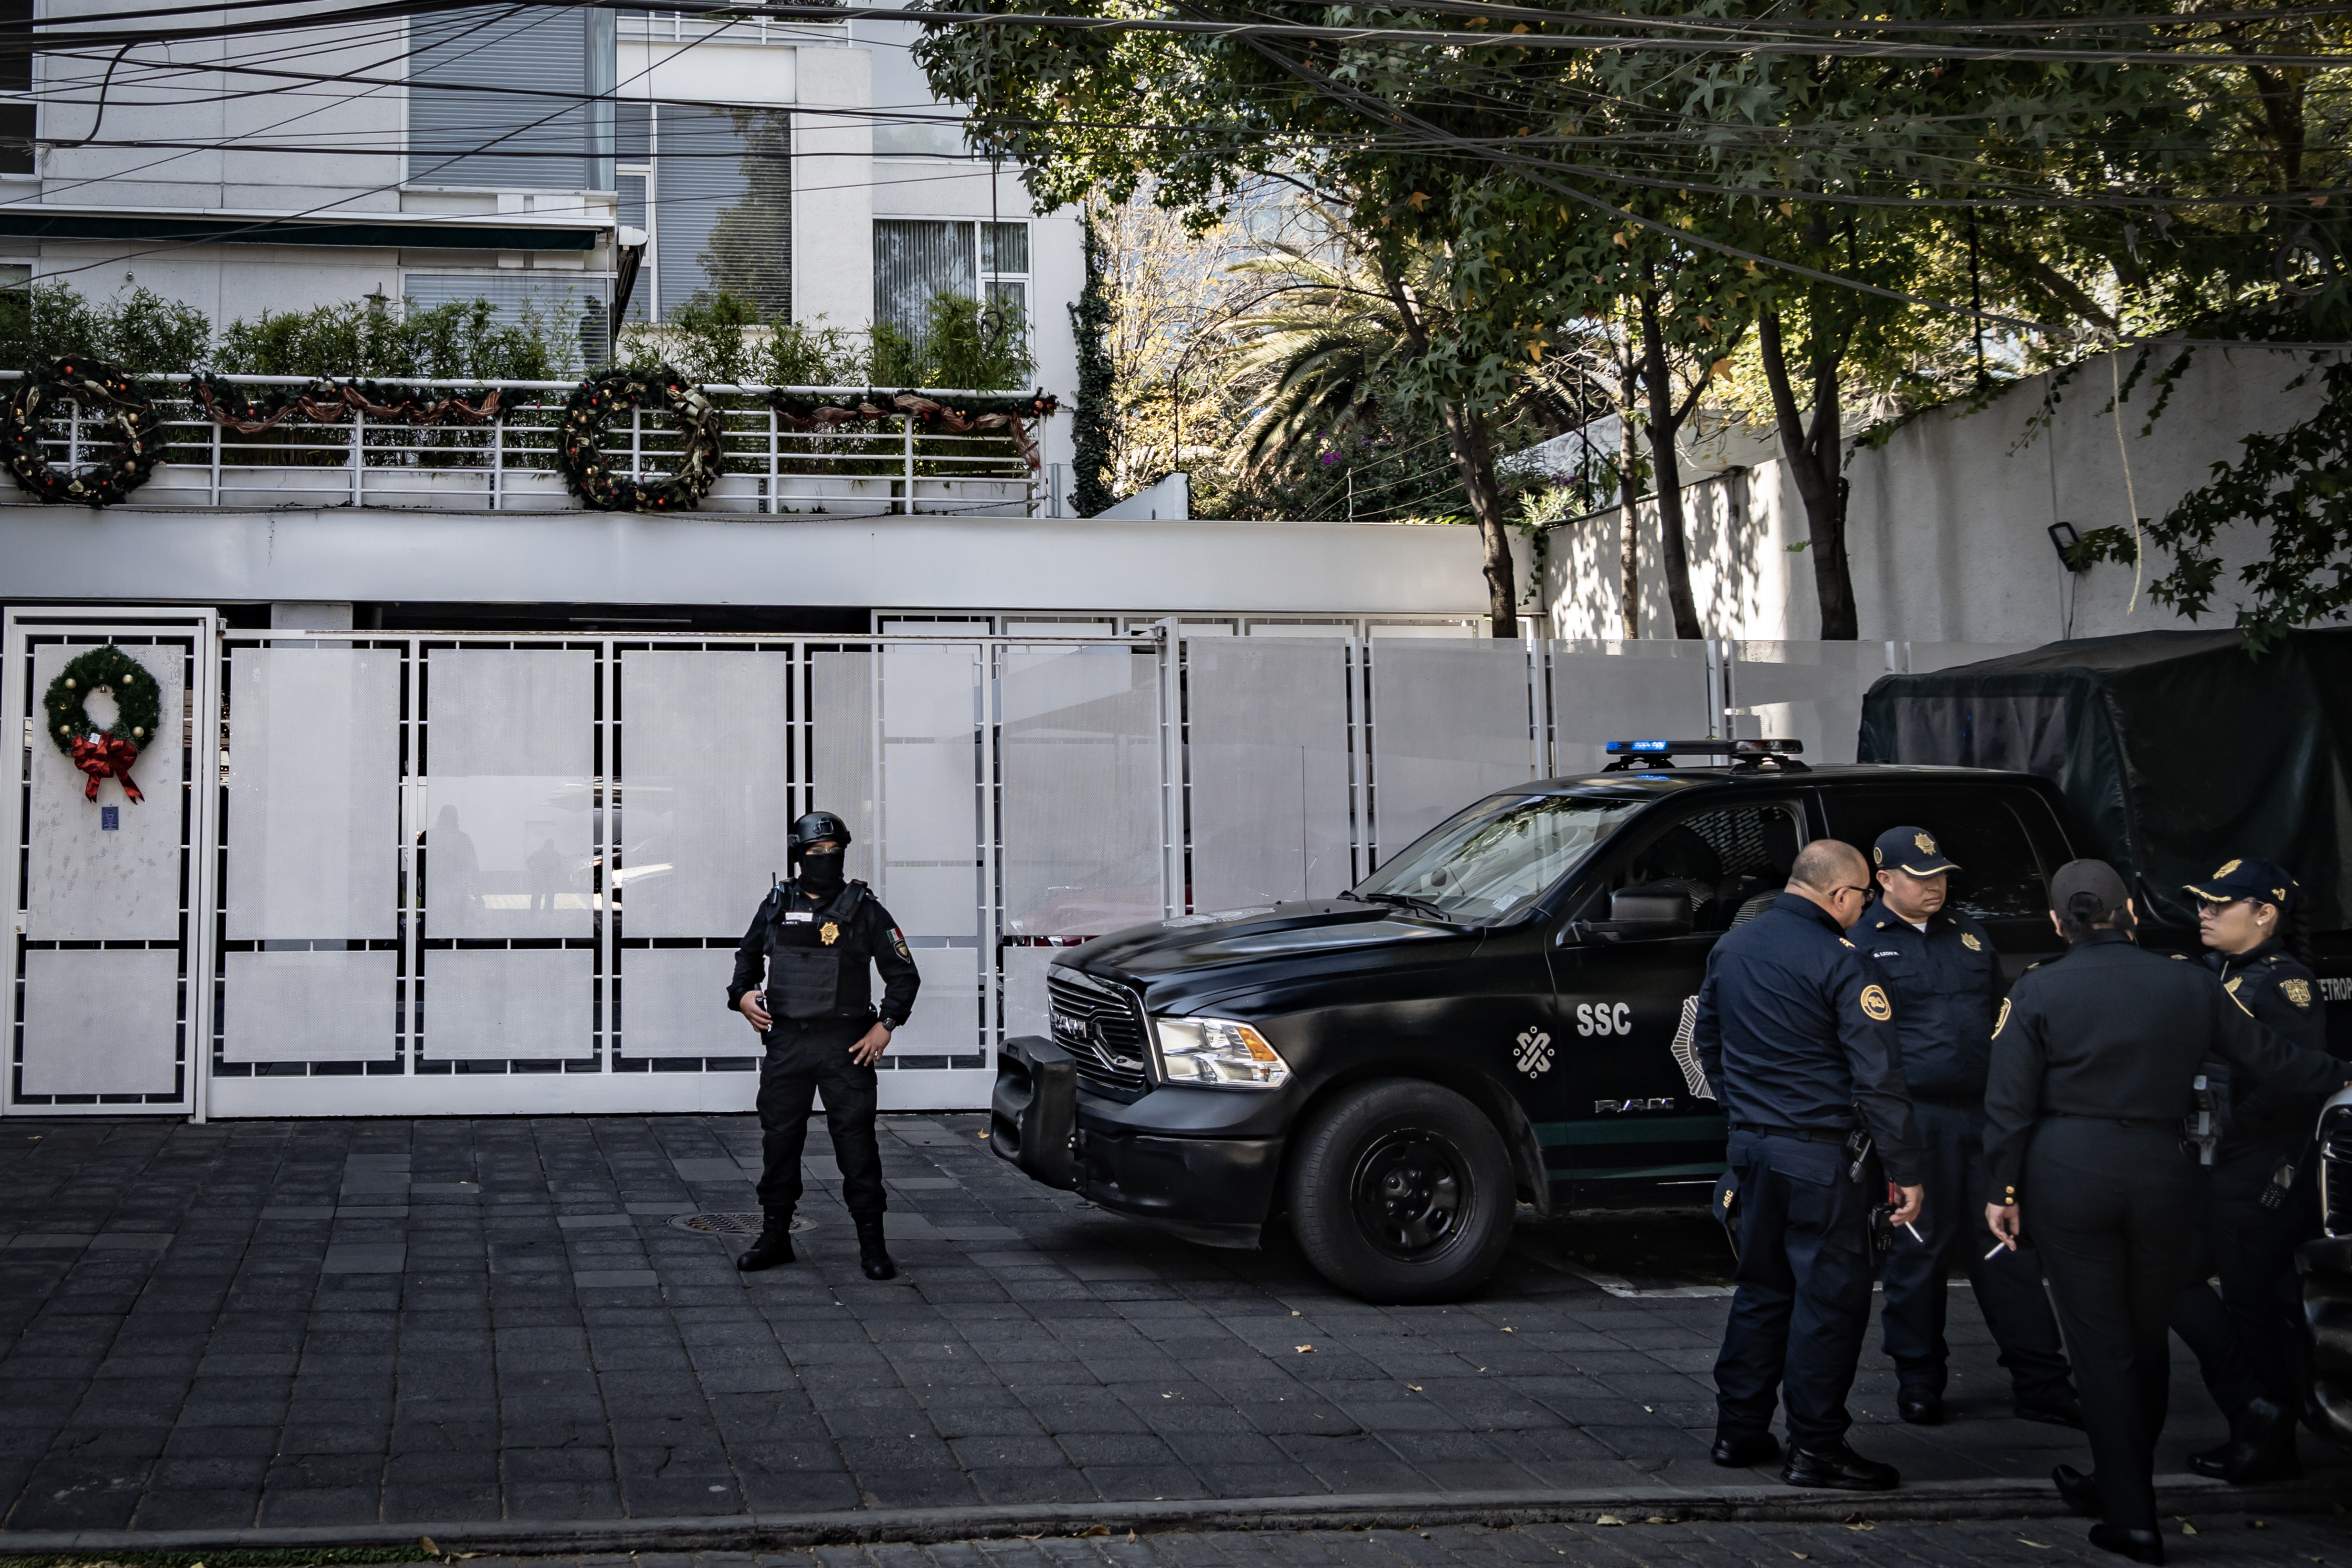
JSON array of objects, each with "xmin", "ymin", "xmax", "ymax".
[{"xmin": 1857, "ymin": 629, "xmax": 2352, "ymax": 932}]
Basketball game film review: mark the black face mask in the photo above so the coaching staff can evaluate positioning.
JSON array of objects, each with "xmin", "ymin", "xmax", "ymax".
[{"xmin": 799, "ymin": 850, "xmax": 846, "ymax": 893}]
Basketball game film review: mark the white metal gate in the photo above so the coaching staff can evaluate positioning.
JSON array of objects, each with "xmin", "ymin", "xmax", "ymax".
[{"xmin": 5, "ymin": 618, "xmax": 1989, "ymax": 1118}]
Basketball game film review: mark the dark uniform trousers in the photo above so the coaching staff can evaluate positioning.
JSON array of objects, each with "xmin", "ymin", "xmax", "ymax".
[
  {"xmin": 1879, "ymin": 1099, "xmax": 2073, "ymax": 1403},
  {"xmin": 1715, "ymin": 1128, "xmax": 1877, "ymax": 1451},
  {"xmin": 2028, "ymin": 1118, "xmax": 2202, "ymax": 1534},
  {"xmin": 755, "ymin": 1018, "xmax": 886, "ymax": 1221},
  {"xmin": 2171, "ymin": 1138, "xmax": 2321, "ymax": 1416}
]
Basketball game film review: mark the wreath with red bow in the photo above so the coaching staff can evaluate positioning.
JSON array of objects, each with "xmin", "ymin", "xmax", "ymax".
[
  {"xmin": 556, "ymin": 365, "xmax": 727, "ymax": 512},
  {"xmin": 42, "ymin": 644, "xmax": 160, "ymax": 803},
  {"xmin": 2, "ymin": 357, "xmax": 163, "ymax": 507}
]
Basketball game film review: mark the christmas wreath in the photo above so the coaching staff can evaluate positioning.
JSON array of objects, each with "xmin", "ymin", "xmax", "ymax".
[
  {"xmin": 1, "ymin": 357, "xmax": 163, "ymax": 507},
  {"xmin": 557, "ymin": 365, "xmax": 727, "ymax": 512},
  {"xmin": 767, "ymin": 388, "xmax": 1060, "ymax": 470},
  {"xmin": 42, "ymin": 644, "xmax": 160, "ymax": 802}
]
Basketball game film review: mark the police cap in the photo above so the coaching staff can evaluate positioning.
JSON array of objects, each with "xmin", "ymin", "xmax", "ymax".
[
  {"xmin": 789, "ymin": 810, "xmax": 854, "ymax": 853},
  {"xmin": 1871, "ymin": 825, "xmax": 1961, "ymax": 877},
  {"xmin": 2183, "ymin": 856, "xmax": 2298, "ymax": 911},
  {"xmin": 2051, "ymin": 858, "xmax": 2131, "ymax": 922}
]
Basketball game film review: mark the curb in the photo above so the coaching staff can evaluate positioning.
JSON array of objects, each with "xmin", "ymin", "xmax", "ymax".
[{"xmin": 0, "ymin": 1473, "xmax": 2338, "ymax": 1557}]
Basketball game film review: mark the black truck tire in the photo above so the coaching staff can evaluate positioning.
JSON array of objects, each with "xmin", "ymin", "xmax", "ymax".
[{"xmin": 1287, "ymin": 1078, "xmax": 1515, "ymax": 1303}]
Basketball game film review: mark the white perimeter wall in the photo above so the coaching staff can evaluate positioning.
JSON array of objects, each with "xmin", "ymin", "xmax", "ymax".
[{"xmin": 1546, "ymin": 345, "xmax": 2329, "ymax": 644}]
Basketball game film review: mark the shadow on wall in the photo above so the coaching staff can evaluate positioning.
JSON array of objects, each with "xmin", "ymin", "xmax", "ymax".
[
  {"xmin": 1542, "ymin": 467, "xmax": 1813, "ymax": 640},
  {"xmin": 1544, "ymin": 345, "xmax": 2328, "ymax": 644}
]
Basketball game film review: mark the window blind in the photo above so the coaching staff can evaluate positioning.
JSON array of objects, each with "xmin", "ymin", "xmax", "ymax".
[
  {"xmin": 409, "ymin": 8, "xmax": 613, "ymax": 190},
  {"xmin": 653, "ymin": 107, "xmax": 792, "ymax": 320},
  {"xmin": 874, "ymin": 218, "xmax": 975, "ymax": 344}
]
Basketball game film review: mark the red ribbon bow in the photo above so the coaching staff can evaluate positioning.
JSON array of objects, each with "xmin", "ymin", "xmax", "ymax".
[{"xmin": 68, "ymin": 733, "xmax": 144, "ymax": 803}]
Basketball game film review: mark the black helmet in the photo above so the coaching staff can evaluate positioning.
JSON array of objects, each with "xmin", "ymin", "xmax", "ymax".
[{"xmin": 789, "ymin": 810, "xmax": 853, "ymax": 854}]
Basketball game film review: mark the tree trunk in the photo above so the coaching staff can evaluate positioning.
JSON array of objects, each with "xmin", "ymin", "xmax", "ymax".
[
  {"xmin": 1441, "ymin": 403, "xmax": 1519, "ymax": 637},
  {"xmin": 1617, "ymin": 356, "xmax": 1642, "ymax": 638},
  {"xmin": 1757, "ymin": 309, "xmax": 1858, "ymax": 640},
  {"xmin": 1635, "ymin": 283, "xmax": 1704, "ymax": 640}
]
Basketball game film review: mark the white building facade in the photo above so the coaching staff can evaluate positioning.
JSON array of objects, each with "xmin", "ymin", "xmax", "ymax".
[{"xmin": 4, "ymin": 3, "xmax": 1082, "ymax": 472}]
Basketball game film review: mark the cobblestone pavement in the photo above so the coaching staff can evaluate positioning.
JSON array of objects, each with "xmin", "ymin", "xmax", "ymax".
[
  {"xmin": 367, "ymin": 1513, "xmax": 2352, "ymax": 1568},
  {"xmin": 1, "ymin": 1114, "xmax": 2344, "ymax": 1536}
]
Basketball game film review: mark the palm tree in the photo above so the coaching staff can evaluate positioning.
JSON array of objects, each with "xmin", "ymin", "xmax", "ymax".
[{"xmin": 1216, "ymin": 236, "xmax": 1533, "ymax": 633}]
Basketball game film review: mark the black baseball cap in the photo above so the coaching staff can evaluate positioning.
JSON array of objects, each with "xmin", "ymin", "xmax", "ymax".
[
  {"xmin": 2051, "ymin": 858, "xmax": 2131, "ymax": 920},
  {"xmin": 2183, "ymin": 857, "xmax": 2298, "ymax": 911},
  {"xmin": 1872, "ymin": 825, "xmax": 1962, "ymax": 877}
]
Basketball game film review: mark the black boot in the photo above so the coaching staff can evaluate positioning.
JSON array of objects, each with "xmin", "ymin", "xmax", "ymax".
[
  {"xmin": 855, "ymin": 1215, "xmax": 896, "ymax": 1281},
  {"xmin": 2189, "ymin": 1396, "xmax": 2300, "ymax": 1484},
  {"xmin": 735, "ymin": 1215, "xmax": 795, "ymax": 1272},
  {"xmin": 2052, "ymin": 1463, "xmax": 2100, "ymax": 1517},
  {"xmin": 2086, "ymin": 1525, "xmax": 2165, "ymax": 1566}
]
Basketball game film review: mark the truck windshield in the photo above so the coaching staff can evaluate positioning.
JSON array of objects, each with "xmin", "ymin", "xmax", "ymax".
[{"xmin": 1352, "ymin": 794, "xmax": 1646, "ymax": 923}]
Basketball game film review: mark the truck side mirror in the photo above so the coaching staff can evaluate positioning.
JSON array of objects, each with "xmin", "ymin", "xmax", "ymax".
[{"xmin": 1561, "ymin": 883, "xmax": 1694, "ymax": 944}]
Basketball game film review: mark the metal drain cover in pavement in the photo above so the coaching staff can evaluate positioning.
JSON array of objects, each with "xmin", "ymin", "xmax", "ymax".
[{"xmin": 671, "ymin": 1212, "xmax": 813, "ymax": 1235}]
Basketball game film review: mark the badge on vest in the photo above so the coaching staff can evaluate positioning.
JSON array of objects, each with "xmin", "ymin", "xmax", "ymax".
[
  {"xmin": 821, "ymin": 921, "xmax": 840, "ymax": 946},
  {"xmin": 1961, "ymin": 932, "xmax": 1982, "ymax": 951}
]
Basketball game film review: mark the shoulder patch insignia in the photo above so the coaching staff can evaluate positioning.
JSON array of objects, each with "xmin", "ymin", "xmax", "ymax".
[
  {"xmin": 1859, "ymin": 984, "xmax": 1893, "ymax": 1022},
  {"xmin": 1961, "ymin": 932, "xmax": 1983, "ymax": 952},
  {"xmin": 891, "ymin": 927, "xmax": 912, "ymax": 962},
  {"xmin": 1993, "ymin": 997, "xmax": 2011, "ymax": 1036},
  {"xmin": 2281, "ymin": 976, "xmax": 2313, "ymax": 1009}
]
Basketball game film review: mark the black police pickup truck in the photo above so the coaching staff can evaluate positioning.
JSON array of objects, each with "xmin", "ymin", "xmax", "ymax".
[{"xmin": 991, "ymin": 740, "xmax": 2082, "ymax": 1303}]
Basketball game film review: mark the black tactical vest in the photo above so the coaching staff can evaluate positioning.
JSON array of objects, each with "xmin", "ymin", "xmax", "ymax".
[{"xmin": 762, "ymin": 880, "xmax": 875, "ymax": 1022}]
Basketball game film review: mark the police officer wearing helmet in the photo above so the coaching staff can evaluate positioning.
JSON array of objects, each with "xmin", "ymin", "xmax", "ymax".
[
  {"xmin": 2169, "ymin": 858, "xmax": 2332, "ymax": 1485},
  {"xmin": 727, "ymin": 810, "xmax": 921, "ymax": 1280},
  {"xmin": 1984, "ymin": 860, "xmax": 2351, "ymax": 1565},
  {"xmin": 1859, "ymin": 827, "xmax": 2079, "ymax": 1429},
  {"xmin": 1696, "ymin": 837, "xmax": 1926, "ymax": 1492}
]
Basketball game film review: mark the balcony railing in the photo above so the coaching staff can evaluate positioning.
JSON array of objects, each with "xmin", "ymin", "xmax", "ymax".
[{"xmin": 0, "ymin": 372, "xmax": 1044, "ymax": 517}]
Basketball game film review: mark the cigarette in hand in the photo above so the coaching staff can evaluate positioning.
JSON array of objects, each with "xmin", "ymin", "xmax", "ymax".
[
  {"xmin": 1983, "ymin": 1240, "xmax": 2008, "ymax": 1260},
  {"xmin": 1904, "ymin": 1222, "xmax": 1925, "ymax": 1244}
]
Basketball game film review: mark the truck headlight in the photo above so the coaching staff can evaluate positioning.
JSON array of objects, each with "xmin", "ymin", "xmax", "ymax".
[{"xmin": 1150, "ymin": 1016, "xmax": 1290, "ymax": 1088}]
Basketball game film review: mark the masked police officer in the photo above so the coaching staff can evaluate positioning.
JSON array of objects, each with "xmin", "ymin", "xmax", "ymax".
[
  {"xmin": 727, "ymin": 810, "xmax": 921, "ymax": 1280},
  {"xmin": 2170, "ymin": 858, "xmax": 2331, "ymax": 1484},
  {"xmin": 1697, "ymin": 837, "xmax": 1924, "ymax": 1492},
  {"xmin": 1859, "ymin": 826, "xmax": 2079, "ymax": 1428},
  {"xmin": 1985, "ymin": 860, "xmax": 2351, "ymax": 1565}
]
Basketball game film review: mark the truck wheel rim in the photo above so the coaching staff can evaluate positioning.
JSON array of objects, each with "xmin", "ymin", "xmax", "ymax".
[{"xmin": 1351, "ymin": 1128, "xmax": 1467, "ymax": 1260}]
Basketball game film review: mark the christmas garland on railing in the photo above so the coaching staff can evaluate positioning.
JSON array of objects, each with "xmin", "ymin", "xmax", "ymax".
[
  {"xmin": 0, "ymin": 357, "xmax": 163, "ymax": 507},
  {"xmin": 557, "ymin": 365, "xmax": 726, "ymax": 512},
  {"xmin": 185, "ymin": 373, "xmax": 504, "ymax": 433},
  {"xmin": 766, "ymin": 388, "xmax": 1060, "ymax": 471}
]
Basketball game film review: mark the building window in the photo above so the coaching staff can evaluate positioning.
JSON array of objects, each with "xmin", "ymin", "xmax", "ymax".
[
  {"xmin": 408, "ymin": 7, "xmax": 616, "ymax": 191},
  {"xmin": 613, "ymin": 103, "xmax": 792, "ymax": 325},
  {"xmin": 873, "ymin": 219, "xmax": 1028, "ymax": 347},
  {"xmin": 0, "ymin": 0, "xmax": 30, "ymax": 176},
  {"xmin": 402, "ymin": 274, "xmax": 612, "ymax": 369}
]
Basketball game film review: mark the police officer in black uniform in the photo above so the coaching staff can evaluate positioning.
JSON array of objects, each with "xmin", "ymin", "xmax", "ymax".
[
  {"xmin": 1696, "ymin": 837, "xmax": 1925, "ymax": 1492},
  {"xmin": 726, "ymin": 810, "xmax": 921, "ymax": 1280},
  {"xmin": 1985, "ymin": 860, "xmax": 2351, "ymax": 1565},
  {"xmin": 2170, "ymin": 858, "xmax": 2332, "ymax": 1484},
  {"xmin": 1859, "ymin": 826, "xmax": 2079, "ymax": 1428}
]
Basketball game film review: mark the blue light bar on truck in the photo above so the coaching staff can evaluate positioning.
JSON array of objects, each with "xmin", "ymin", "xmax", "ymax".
[{"xmin": 1600, "ymin": 738, "xmax": 1806, "ymax": 772}]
